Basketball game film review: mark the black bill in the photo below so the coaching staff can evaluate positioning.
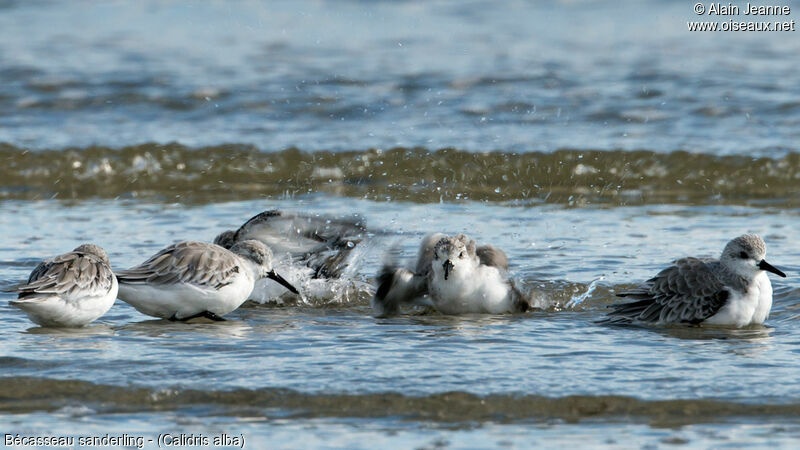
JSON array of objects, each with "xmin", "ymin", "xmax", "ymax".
[
  {"xmin": 443, "ymin": 259, "xmax": 454, "ymax": 280},
  {"xmin": 267, "ymin": 270, "xmax": 300, "ymax": 294},
  {"xmin": 759, "ymin": 259, "xmax": 787, "ymax": 278}
]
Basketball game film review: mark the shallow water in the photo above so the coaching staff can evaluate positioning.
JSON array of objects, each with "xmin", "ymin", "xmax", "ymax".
[
  {"xmin": 1, "ymin": 0, "xmax": 799, "ymax": 448},
  {"xmin": 1, "ymin": 198, "xmax": 799, "ymax": 447},
  {"xmin": 1, "ymin": 0, "xmax": 799, "ymax": 155}
]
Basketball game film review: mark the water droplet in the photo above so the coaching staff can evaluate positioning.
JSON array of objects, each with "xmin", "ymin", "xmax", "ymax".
[{"xmin": 494, "ymin": 187, "xmax": 501, "ymax": 193}]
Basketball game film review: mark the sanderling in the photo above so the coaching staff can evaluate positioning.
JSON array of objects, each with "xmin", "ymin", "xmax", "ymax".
[
  {"xmin": 9, "ymin": 244, "xmax": 118, "ymax": 327},
  {"xmin": 116, "ymin": 240, "xmax": 298, "ymax": 321},
  {"xmin": 214, "ymin": 209, "xmax": 367, "ymax": 303},
  {"xmin": 372, "ymin": 233, "xmax": 529, "ymax": 316},
  {"xmin": 604, "ymin": 234, "xmax": 786, "ymax": 327}
]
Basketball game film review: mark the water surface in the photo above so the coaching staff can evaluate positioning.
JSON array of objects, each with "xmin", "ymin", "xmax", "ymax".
[{"xmin": 1, "ymin": 0, "xmax": 799, "ymax": 448}]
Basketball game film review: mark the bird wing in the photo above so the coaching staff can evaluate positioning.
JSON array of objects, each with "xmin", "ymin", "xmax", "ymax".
[
  {"xmin": 304, "ymin": 248, "xmax": 352, "ymax": 279},
  {"xmin": 116, "ymin": 242, "xmax": 241, "ymax": 290},
  {"xmin": 507, "ymin": 279, "xmax": 532, "ymax": 313},
  {"xmin": 235, "ymin": 210, "xmax": 366, "ymax": 255},
  {"xmin": 233, "ymin": 209, "xmax": 366, "ymax": 277},
  {"xmin": 414, "ymin": 233, "xmax": 444, "ymax": 275},
  {"xmin": 372, "ymin": 266, "xmax": 429, "ymax": 317},
  {"xmin": 476, "ymin": 245, "xmax": 509, "ymax": 271},
  {"xmin": 606, "ymin": 257, "xmax": 729, "ymax": 324},
  {"xmin": 479, "ymin": 244, "xmax": 525, "ymax": 311},
  {"xmin": 15, "ymin": 252, "xmax": 114, "ymax": 300},
  {"xmin": 26, "ymin": 258, "xmax": 55, "ymax": 284}
]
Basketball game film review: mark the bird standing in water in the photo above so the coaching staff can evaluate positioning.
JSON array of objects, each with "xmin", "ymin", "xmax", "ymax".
[
  {"xmin": 116, "ymin": 240, "xmax": 298, "ymax": 321},
  {"xmin": 10, "ymin": 244, "xmax": 117, "ymax": 327}
]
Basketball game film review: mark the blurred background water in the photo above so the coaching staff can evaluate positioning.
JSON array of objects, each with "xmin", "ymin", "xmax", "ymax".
[
  {"xmin": 1, "ymin": 0, "xmax": 798, "ymax": 154},
  {"xmin": 0, "ymin": 0, "xmax": 799, "ymax": 448}
]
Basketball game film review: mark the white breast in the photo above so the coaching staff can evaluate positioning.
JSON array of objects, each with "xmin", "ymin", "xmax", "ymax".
[
  {"xmin": 704, "ymin": 272, "xmax": 772, "ymax": 327},
  {"xmin": 430, "ymin": 265, "xmax": 514, "ymax": 315},
  {"xmin": 751, "ymin": 271, "xmax": 773, "ymax": 325}
]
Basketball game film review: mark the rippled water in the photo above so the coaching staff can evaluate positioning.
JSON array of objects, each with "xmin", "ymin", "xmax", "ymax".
[
  {"xmin": 1, "ymin": 0, "xmax": 799, "ymax": 448},
  {"xmin": 1, "ymin": 198, "xmax": 799, "ymax": 447},
  {"xmin": 1, "ymin": 0, "xmax": 799, "ymax": 154}
]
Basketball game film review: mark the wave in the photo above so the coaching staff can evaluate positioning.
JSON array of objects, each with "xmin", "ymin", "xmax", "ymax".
[
  {"xmin": 0, "ymin": 143, "xmax": 797, "ymax": 206},
  {"xmin": 0, "ymin": 376, "xmax": 798, "ymax": 425}
]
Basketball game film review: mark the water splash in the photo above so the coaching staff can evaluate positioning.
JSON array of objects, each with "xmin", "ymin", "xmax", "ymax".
[{"xmin": 566, "ymin": 276, "xmax": 606, "ymax": 309}]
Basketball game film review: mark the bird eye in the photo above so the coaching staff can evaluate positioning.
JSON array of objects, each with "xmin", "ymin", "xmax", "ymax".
[
  {"xmin": 459, "ymin": 251, "xmax": 465, "ymax": 258},
  {"xmin": 739, "ymin": 251, "xmax": 748, "ymax": 259}
]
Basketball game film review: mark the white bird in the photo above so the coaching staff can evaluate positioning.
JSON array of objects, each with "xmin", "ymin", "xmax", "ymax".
[
  {"xmin": 214, "ymin": 209, "xmax": 367, "ymax": 303},
  {"xmin": 372, "ymin": 233, "xmax": 529, "ymax": 316},
  {"xmin": 9, "ymin": 244, "xmax": 117, "ymax": 327},
  {"xmin": 116, "ymin": 240, "xmax": 298, "ymax": 321},
  {"xmin": 604, "ymin": 234, "xmax": 786, "ymax": 327}
]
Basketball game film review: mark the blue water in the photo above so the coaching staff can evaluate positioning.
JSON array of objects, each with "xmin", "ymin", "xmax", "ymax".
[
  {"xmin": 1, "ymin": 0, "xmax": 798, "ymax": 154},
  {"xmin": 1, "ymin": 1, "xmax": 799, "ymax": 448}
]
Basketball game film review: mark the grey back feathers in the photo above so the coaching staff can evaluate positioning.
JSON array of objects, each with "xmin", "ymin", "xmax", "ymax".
[
  {"xmin": 116, "ymin": 241, "xmax": 248, "ymax": 290},
  {"xmin": 606, "ymin": 257, "xmax": 731, "ymax": 324},
  {"xmin": 476, "ymin": 245, "xmax": 509, "ymax": 271},
  {"xmin": 72, "ymin": 243, "xmax": 110, "ymax": 265},
  {"xmin": 16, "ymin": 244, "xmax": 115, "ymax": 299}
]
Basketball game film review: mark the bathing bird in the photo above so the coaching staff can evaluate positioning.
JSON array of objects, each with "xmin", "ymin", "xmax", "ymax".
[
  {"xmin": 214, "ymin": 209, "xmax": 366, "ymax": 303},
  {"xmin": 372, "ymin": 233, "xmax": 529, "ymax": 316}
]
